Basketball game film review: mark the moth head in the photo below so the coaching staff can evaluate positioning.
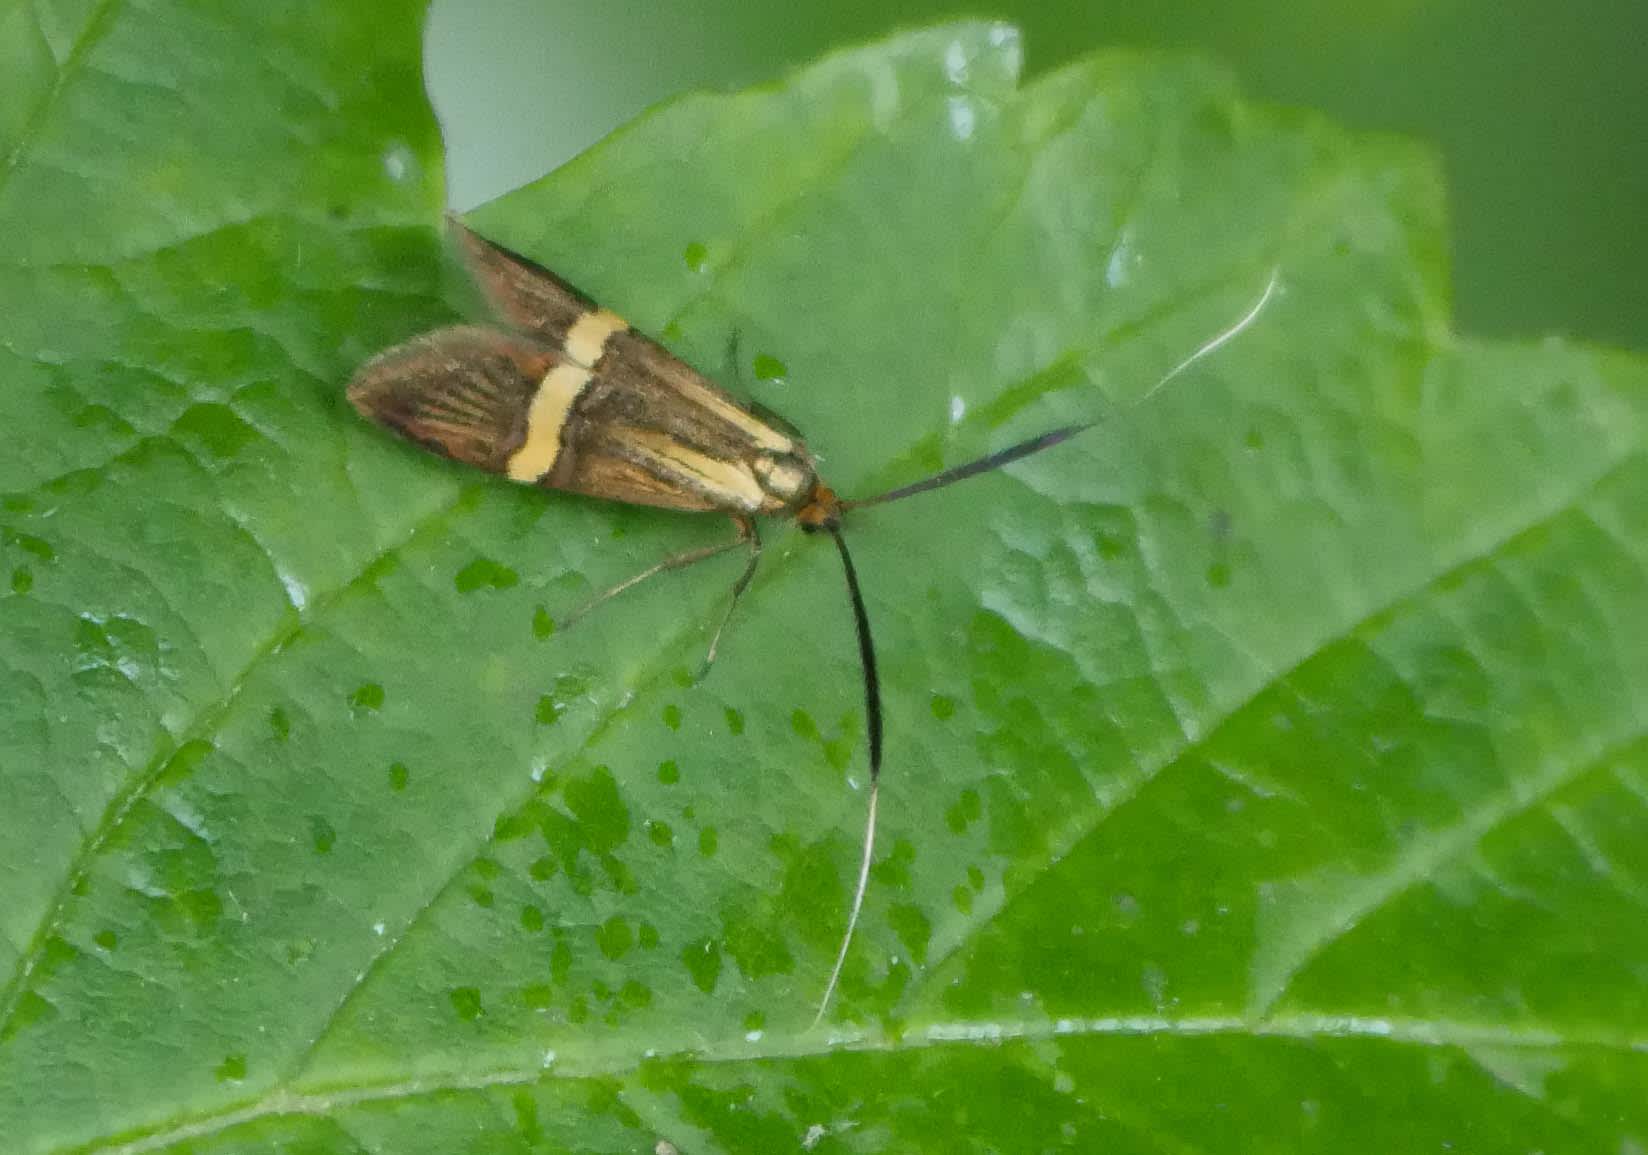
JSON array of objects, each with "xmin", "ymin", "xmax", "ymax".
[{"xmin": 796, "ymin": 482, "xmax": 843, "ymax": 532}]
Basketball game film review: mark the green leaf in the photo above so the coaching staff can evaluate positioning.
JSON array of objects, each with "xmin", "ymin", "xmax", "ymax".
[{"xmin": 4, "ymin": 12, "xmax": 1647, "ymax": 1154}]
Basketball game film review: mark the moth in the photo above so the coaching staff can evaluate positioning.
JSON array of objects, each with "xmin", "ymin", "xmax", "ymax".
[{"xmin": 349, "ymin": 221, "xmax": 1277, "ymax": 1023}]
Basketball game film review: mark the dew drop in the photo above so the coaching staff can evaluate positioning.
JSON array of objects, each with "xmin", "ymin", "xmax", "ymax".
[
  {"xmin": 596, "ymin": 916, "xmax": 634, "ymax": 960},
  {"xmin": 382, "ymin": 142, "xmax": 414, "ymax": 183},
  {"xmin": 1106, "ymin": 227, "xmax": 1140, "ymax": 288},
  {"xmin": 214, "ymin": 1054, "xmax": 247, "ymax": 1082},
  {"xmin": 449, "ymin": 986, "xmax": 483, "ymax": 1020},
  {"xmin": 790, "ymin": 709, "xmax": 818, "ymax": 740},
  {"xmin": 277, "ymin": 567, "xmax": 309, "ymax": 611},
  {"xmin": 532, "ymin": 605, "xmax": 555, "ymax": 639},
  {"xmin": 455, "ymin": 557, "xmax": 519, "ymax": 594},
  {"xmin": 945, "ymin": 788, "xmax": 982, "ymax": 833},
  {"xmin": 681, "ymin": 936, "xmax": 722, "ymax": 994},
  {"xmin": 752, "ymin": 353, "xmax": 788, "ymax": 382},
  {"xmin": 513, "ymin": 1089, "xmax": 544, "ymax": 1142},
  {"xmin": 5, "ymin": 530, "xmax": 54, "ymax": 561},
  {"xmin": 683, "ymin": 241, "xmax": 708, "ymax": 272},
  {"xmin": 493, "ymin": 812, "xmax": 531, "ymax": 841}
]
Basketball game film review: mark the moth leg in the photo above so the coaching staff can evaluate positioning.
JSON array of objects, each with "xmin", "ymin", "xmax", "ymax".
[
  {"xmin": 698, "ymin": 516, "xmax": 762, "ymax": 680},
  {"xmin": 723, "ymin": 328, "xmax": 746, "ymax": 391},
  {"xmin": 559, "ymin": 519, "xmax": 751, "ymax": 632}
]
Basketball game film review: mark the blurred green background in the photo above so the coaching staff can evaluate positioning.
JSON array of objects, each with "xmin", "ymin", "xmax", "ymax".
[{"xmin": 425, "ymin": 0, "xmax": 1646, "ymax": 351}]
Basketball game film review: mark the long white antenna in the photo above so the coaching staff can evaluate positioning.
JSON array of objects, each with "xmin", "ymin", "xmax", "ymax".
[
  {"xmin": 1138, "ymin": 266, "xmax": 1282, "ymax": 404},
  {"xmin": 812, "ymin": 778, "xmax": 878, "ymax": 1029},
  {"xmin": 810, "ymin": 264, "xmax": 1283, "ymax": 1028}
]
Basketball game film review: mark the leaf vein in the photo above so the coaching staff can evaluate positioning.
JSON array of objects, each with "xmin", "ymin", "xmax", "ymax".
[
  {"xmin": 0, "ymin": 484, "xmax": 477, "ymax": 1038},
  {"xmin": 72, "ymin": 1012, "xmax": 1645, "ymax": 1155},
  {"xmin": 0, "ymin": 0, "xmax": 124, "ymax": 201},
  {"xmin": 1255, "ymin": 723, "xmax": 1648, "ymax": 1014},
  {"xmin": 904, "ymin": 445, "xmax": 1645, "ymax": 1013}
]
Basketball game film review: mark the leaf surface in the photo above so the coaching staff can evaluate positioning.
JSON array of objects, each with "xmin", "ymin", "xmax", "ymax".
[{"xmin": 3, "ymin": 12, "xmax": 1646, "ymax": 1155}]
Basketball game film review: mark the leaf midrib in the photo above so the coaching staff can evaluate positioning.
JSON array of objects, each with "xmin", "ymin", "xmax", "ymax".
[{"xmin": 77, "ymin": 1010, "xmax": 1645, "ymax": 1155}]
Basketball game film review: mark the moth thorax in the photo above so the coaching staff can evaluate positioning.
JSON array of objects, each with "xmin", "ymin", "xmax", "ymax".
[{"xmin": 753, "ymin": 452, "xmax": 814, "ymax": 505}]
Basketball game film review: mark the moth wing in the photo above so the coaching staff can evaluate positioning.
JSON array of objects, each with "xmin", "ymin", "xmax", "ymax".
[
  {"xmin": 451, "ymin": 220, "xmax": 602, "ymax": 349},
  {"xmin": 556, "ymin": 439, "xmax": 722, "ymax": 512},
  {"xmin": 451, "ymin": 219, "xmax": 805, "ymax": 464},
  {"xmin": 347, "ymin": 325, "xmax": 727, "ymax": 513},
  {"xmin": 347, "ymin": 325, "xmax": 558, "ymax": 475}
]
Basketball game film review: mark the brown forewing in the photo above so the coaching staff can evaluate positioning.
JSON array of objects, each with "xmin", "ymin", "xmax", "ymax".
[
  {"xmin": 347, "ymin": 326, "xmax": 558, "ymax": 473},
  {"xmin": 454, "ymin": 222, "xmax": 602, "ymax": 349}
]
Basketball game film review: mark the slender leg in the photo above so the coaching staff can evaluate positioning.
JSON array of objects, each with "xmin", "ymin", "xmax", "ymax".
[
  {"xmin": 724, "ymin": 328, "xmax": 745, "ymax": 389},
  {"xmin": 558, "ymin": 518, "xmax": 752, "ymax": 632},
  {"xmin": 698, "ymin": 517, "xmax": 762, "ymax": 679}
]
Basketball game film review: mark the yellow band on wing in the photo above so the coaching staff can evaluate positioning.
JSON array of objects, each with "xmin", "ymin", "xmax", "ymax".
[
  {"xmin": 507, "ymin": 362, "xmax": 591, "ymax": 482},
  {"xmin": 625, "ymin": 429, "xmax": 767, "ymax": 512},
  {"xmin": 673, "ymin": 376, "xmax": 795, "ymax": 452},
  {"xmin": 565, "ymin": 308, "xmax": 629, "ymax": 368}
]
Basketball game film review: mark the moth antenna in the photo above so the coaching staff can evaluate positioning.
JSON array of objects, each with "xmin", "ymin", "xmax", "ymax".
[
  {"xmin": 813, "ymin": 524, "xmax": 881, "ymax": 1027},
  {"xmin": 813, "ymin": 778, "xmax": 878, "ymax": 1029},
  {"xmin": 811, "ymin": 266, "xmax": 1282, "ymax": 1024},
  {"xmin": 1137, "ymin": 264, "xmax": 1281, "ymax": 405},
  {"xmin": 841, "ymin": 424, "xmax": 1092, "ymax": 512},
  {"xmin": 843, "ymin": 265, "xmax": 1283, "ymax": 512}
]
